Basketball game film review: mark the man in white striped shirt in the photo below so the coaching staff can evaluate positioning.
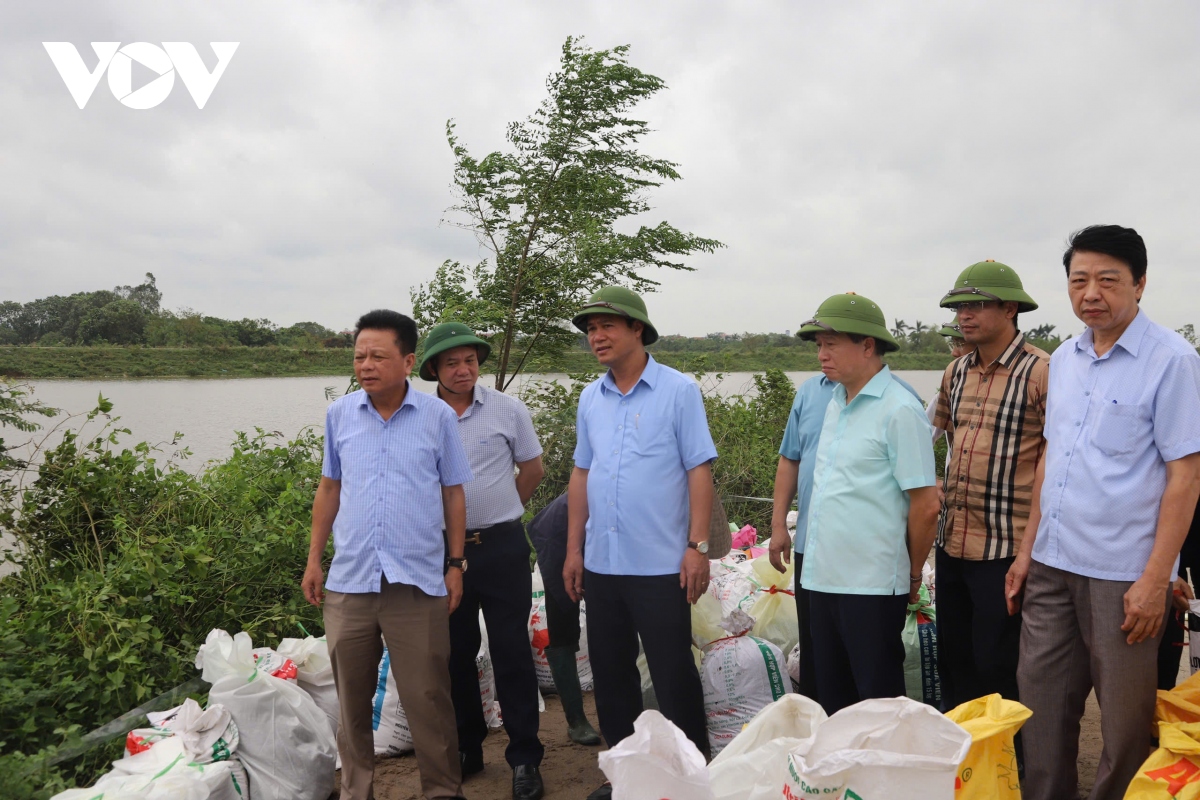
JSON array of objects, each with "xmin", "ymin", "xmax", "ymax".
[{"xmin": 420, "ymin": 322, "xmax": 547, "ymax": 800}]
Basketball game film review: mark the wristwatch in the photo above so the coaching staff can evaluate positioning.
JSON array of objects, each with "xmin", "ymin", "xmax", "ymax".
[
  {"xmin": 446, "ymin": 556, "xmax": 468, "ymax": 573},
  {"xmin": 687, "ymin": 540, "xmax": 710, "ymax": 555}
]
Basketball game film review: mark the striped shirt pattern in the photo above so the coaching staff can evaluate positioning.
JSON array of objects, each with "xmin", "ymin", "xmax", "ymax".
[
  {"xmin": 934, "ymin": 333, "xmax": 1049, "ymax": 560},
  {"xmin": 322, "ymin": 384, "xmax": 474, "ymax": 596},
  {"xmin": 453, "ymin": 383, "xmax": 543, "ymax": 530}
]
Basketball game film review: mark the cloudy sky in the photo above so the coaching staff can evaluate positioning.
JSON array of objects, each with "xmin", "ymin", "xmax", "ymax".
[{"xmin": 3, "ymin": 1, "xmax": 1199, "ymax": 338}]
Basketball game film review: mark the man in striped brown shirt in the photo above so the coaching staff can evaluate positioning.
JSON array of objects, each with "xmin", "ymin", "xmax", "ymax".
[{"xmin": 933, "ymin": 261, "xmax": 1049, "ymax": 718}]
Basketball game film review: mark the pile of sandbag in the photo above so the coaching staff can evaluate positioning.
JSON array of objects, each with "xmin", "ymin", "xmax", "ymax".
[
  {"xmin": 53, "ymin": 698, "xmax": 249, "ymax": 800},
  {"xmin": 704, "ymin": 554, "xmax": 798, "ymax": 660},
  {"xmin": 53, "ymin": 628, "xmax": 340, "ymax": 800},
  {"xmin": 197, "ymin": 630, "xmax": 337, "ymax": 800},
  {"xmin": 602, "ymin": 692, "xmax": 1029, "ymax": 800},
  {"xmin": 692, "ymin": 595, "xmax": 792, "ymax": 757}
]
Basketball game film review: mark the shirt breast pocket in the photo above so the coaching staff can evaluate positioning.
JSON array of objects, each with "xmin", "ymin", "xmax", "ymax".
[
  {"xmin": 1091, "ymin": 402, "xmax": 1148, "ymax": 456},
  {"xmin": 632, "ymin": 416, "xmax": 675, "ymax": 457}
]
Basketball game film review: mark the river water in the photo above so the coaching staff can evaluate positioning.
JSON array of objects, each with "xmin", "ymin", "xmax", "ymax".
[{"xmin": 19, "ymin": 371, "xmax": 943, "ymax": 468}]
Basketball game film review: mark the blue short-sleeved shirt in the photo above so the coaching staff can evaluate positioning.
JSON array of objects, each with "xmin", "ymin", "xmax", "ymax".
[
  {"xmin": 453, "ymin": 384, "xmax": 543, "ymax": 530},
  {"xmin": 779, "ymin": 376, "xmax": 836, "ymax": 554},
  {"xmin": 779, "ymin": 374, "xmax": 923, "ymax": 554},
  {"xmin": 1032, "ymin": 311, "xmax": 1200, "ymax": 581},
  {"xmin": 574, "ymin": 355, "xmax": 719, "ymax": 576},
  {"xmin": 800, "ymin": 366, "xmax": 938, "ymax": 595},
  {"xmin": 322, "ymin": 384, "xmax": 474, "ymax": 596}
]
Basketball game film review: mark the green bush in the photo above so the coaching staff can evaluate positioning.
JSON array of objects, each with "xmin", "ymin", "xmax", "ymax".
[{"xmin": 0, "ymin": 402, "xmax": 326, "ymax": 795}]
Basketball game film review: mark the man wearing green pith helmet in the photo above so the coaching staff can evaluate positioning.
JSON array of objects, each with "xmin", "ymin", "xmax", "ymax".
[
  {"xmin": 563, "ymin": 286, "xmax": 717, "ymax": 800},
  {"xmin": 932, "ymin": 261, "xmax": 1048, "ymax": 730},
  {"xmin": 419, "ymin": 322, "xmax": 548, "ymax": 800},
  {"xmin": 797, "ymin": 292, "xmax": 940, "ymax": 715}
]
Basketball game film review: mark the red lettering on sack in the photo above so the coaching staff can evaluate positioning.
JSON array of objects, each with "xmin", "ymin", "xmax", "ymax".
[{"xmin": 1145, "ymin": 757, "xmax": 1200, "ymax": 795}]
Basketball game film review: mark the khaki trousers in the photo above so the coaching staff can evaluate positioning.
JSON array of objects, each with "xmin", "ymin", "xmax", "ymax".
[
  {"xmin": 324, "ymin": 578, "xmax": 462, "ymax": 800},
  {"xmin": 1017, "ymin": 560, "xmax": 1168, "ymax": 800}
]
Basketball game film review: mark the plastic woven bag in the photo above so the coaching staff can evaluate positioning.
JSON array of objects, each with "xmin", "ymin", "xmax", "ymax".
[
  {"xmin": 1124, "ymin": 721, "xmax": 1200, "ymax": 799},
  {"xmin": 697, "ymin": 606, "xmax": 792, "ymax": 756},
  {"xmin": 745, "ymin": 555, "xmax": 798, "ymax": 656},
  {"xmin": 276, "ymin": 636, "xmax": 338, "ymax": 739},
  {"xmin": 708, "ymin": 694, "xmax": 826, "ymax": 800},
  {"xmin": 598, "ymin": 710, "xmax": 715, "ymax": 800},
  {"xmin": 945, "ymin": 694, "xmax": 1031, "ymax": 800},
  {"xmin": 372, "ymin": 646, "xmax": 415, "ymax": 755},
  {"xmin": 783, "ymin": 697, "xmax": 971, "ymax": 800},
  {"xmin": 197, "ymin": 630, "xmax": 335, "ymax": 800},
  {"xmin": 903, "ymin": 584, "xmax": 941, "ymax": 706}
]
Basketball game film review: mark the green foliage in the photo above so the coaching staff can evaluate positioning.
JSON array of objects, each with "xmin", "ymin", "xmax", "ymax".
[
  {"xmin": 521, "ymin": 367, "xmax": 794, "ymax": 533},
  {"xmin": 702, "ymin": 369, "xmax": 795, "ymax": 531},
  {"xmin": 0, "ymin": 346, "xmax": 355, "ymax": 379},
  {"xmin": 413, "ymin": 36, "xmax": 723, "ymax": 391},
  {"xmin": 3, "ymin": 275, "xmax": 347, "ymax": 353},
  {"xmin": 0, "ymin": 403, "xmax": 326, "ymax": 793}
]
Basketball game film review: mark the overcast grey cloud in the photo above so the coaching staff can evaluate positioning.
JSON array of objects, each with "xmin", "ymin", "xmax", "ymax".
[{"xmin": 3, "ymin": 0, "xmax": 1199, "ymax": 338}]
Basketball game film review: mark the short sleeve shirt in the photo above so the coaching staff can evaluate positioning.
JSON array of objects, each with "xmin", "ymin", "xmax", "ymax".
[
  {"xmin": 1033, "ymin": 311, "xmax": 1200, "ymax": 581},
  {"xmin": 934, "ymin": 334, "xmax": 1050, "ymax": 561},
  {"xmin": 778, "ymin": 376, "xmax": 836, "ymax": 554},
  {"xmin": 453, "ymin": 383, "xmax": 543, "ymax": 529},
  {"xmin": 574, "ymin": 355, "xmax": 718, "ymax": 576},
  {"xmin": 322, "ymin": 385, "xmax": 474, "ymax": 596},
  {"xmin": 800, "ymin": 366, "xmax": 938, "ymax": 595}
]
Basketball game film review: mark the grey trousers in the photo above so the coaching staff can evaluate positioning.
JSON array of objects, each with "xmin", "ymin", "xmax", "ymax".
[
  {"xmin": 1017, "ymin": 560, "xmax": 1169, "ymax": 800},
  {"xmin": 324, "ymin": 579, "xmax": 463, "ymax": 800}
]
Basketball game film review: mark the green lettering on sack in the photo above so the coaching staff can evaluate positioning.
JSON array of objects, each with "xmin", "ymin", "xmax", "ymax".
[
  {"xmin": 755, "ymin": 639, "xmax": 787, "ymax": 700},
  {"xmin": 845, "ymin": 790, "xmax": 864, "ymax": 800}
]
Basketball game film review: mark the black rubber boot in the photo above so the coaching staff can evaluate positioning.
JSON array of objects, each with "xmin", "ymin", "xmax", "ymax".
[{"xmin": 545, "ymin": 646, "xmax": 602, "ymax": 746}]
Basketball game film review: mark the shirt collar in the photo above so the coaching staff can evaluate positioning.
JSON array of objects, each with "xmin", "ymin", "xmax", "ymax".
[
  {"xmin": 357, "ymin": 380, "xmax": 419, "ymax": 417},
  {"xmin": 966, "ymin": 331, "xmax": 1027, "ymax": 370},
  {"xmin": 1073, "ymin": 309, "xmax": 1149, "ymax": 358},
  {"xmin": 600, "ymin": 354, "xmax": 659, "ymax": 395},
  {"xmin": 833, "ymin": 365, "xmax": 891, "ymax": 404}
]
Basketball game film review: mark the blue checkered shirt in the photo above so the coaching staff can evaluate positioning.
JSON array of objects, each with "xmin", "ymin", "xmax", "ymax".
[
  {"xmin": 322, "ymin": 384, "xmax": 474, "ymax": 596},
  {"xmin": 1033, "ymin": 311, "xmax": 1200, "ymax": 581}
]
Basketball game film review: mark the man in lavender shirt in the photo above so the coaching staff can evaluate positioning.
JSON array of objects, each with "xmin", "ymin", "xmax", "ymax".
[{"xmin": 1007, "ymin": 226, "xmax": 1200, "ymax": 800}]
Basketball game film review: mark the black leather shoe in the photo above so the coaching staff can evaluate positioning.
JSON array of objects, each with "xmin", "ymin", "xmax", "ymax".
[
  {"xmin": 460, "ymin": 750, "xmax": 484, "ymax": 777},
  {"xmin": 512, "ymin": 764, "xmax": 545, "ymax": 800},
  {"xmin": 585, "ymin": 783, "xmax": 612, "ymax": 800}
]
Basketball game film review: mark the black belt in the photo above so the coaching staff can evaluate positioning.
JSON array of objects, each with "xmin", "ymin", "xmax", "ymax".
[{"xmin": 464, "ymin": 518, "xmax": 523, "ymax": 546}]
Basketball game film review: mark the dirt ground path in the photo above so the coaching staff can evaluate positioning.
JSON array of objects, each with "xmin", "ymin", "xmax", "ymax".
[
  {"xmin": 348, "ymin": 687, "xmax": 1116, "ymax": 800},
  {"xmin": 364, "ymin": 693, "xmax": 607, "ymax": 800}
]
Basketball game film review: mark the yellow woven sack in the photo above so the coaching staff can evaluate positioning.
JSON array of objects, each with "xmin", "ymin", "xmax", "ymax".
[
  {"xmin": 1157, "ymin": 670, "xmax": 1200, "ymax": 726},
  {"xmin": 945, "ymin": 693, "xmax": 1031, "ymax": 800},
  {"xmin": 1124, "ymin": 722, "xmax": 1200, "ymax": 799}
]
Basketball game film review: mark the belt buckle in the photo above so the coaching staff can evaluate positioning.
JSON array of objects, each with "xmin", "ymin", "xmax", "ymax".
[{"xmin": 465, "ymin": 531, "xmax": 482, "ymax": 545}]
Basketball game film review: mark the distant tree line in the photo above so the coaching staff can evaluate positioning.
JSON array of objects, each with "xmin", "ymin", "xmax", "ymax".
[
  {"xmin": 0, "ymin": 274, "xmax": 352, "ymax": 348},
  {"xmin": 653, "ymin": 320, "xmax": 1065, "ymax": 357}
]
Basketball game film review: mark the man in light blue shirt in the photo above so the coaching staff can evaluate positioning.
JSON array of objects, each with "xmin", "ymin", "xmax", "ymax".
[
  {"xmin": 1007, "ymin": 226, "xmax": 1200, "ymax": 800},
  {"xmin": 796, "ymin": 293, "xmax": 940, "ymax": 716},
  {"xmin": 562, "ymin": 287, "xmax": 717, "ymax": 799},
  {"xmin": 302, "ymin": 310, "xmax": 474, "ymax": 800},
  {"xmin": 769, "ymin": 371, "xmax": 926, "ymax": 703}
]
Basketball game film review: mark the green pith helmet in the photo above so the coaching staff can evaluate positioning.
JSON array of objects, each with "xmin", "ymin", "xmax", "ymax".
[
  {"xmin": 571, "ymin": 286, "xmax": 659, "ymax": 345},
  {"xmin": 417, "ymin": 322, "xmax": 491, "ymax": 381},
  {"xmin": 938, "ymin": 322, "xmax": 964, "ymax": 338},
  {"xmin": 939, "ymin": 260, "xmax": 1038, "ymax": 312},
  {"xmin": 797, "ymin": 293, "xmax": 900, "ymax": 353}
]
